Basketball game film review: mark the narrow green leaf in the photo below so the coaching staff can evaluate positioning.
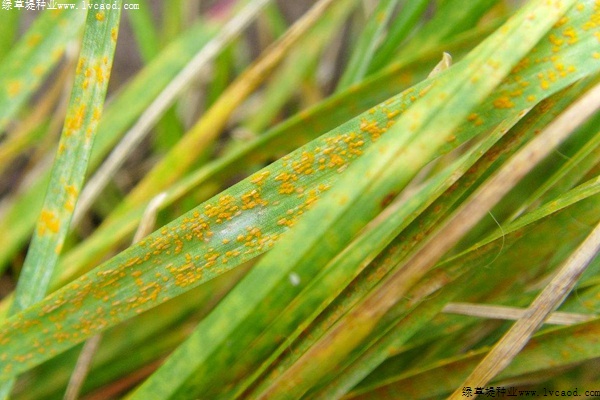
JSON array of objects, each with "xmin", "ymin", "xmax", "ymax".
[
  {"xmin": 242, "ymin": 0, "xmax": 356, "ymax": 135},
  {"xmin": 37, "ymin": 0, "xmax": 598, "ymax": 316},
  {"xmin": 3, "ymin": 1, "xmax": 600, "ymax": 398},
  {"xmin": 0, "ymin": 4, "xmax": 121, "ymax": 398},
  {"xmin": 0, "ymin": 19, "xmax": 218, "ymax": 273},
  {"xmin": 510, "ymin": 111, "xmax": 600, "ymax": 220},
  {"xmin": 336, "ymin": 0, "xmax": 400, "ymax": 91},
  {"xmin": 0, "ymin": 7, "xmax": 19, "ymax": 62},
  {"xmin": 130, "ymin": 1, "xmax": 584, "ymax": 399},
  {"xmin": 160, "ymin": 0, "xmax": 184, "ymax": 47},
  {"xmin": 341, "ymin": 174, "xmax": 600, "ymax": 399},
  {"xmin": 394, "ymin": 0, "xmax": 498, "ymax": 64},
  {"xmin": 126, "ymin": 0, "xmax": 160, "ymax": 62},
  {"xmin": 250, "ymin": 82, "xmax": 587, "ymax": 398},
  {"xmin": 367, "ymin": 0, "xmax": 430, "ymax": 72},
  {"xmin": 232, "ymin": 112, "xmax": 521, "ymax": 400},
  {"xmin": 0, "ymin": 0, "xmax": 597, "ymax": 388},
  {"xmin": 114, "ymin": 0, "xmax": 345, "ymax": 216},
  {"xmin": 11, "ymin": 3, "xmax": 121, "ymax": 313},
  {"xmin": 348, "ymin": 315, "xmax": 600, "ymax": 399},
  {"xmin": 0, "ymin": 9, "xmax": 85, "ymax": 134},
  {"xmin": 248, "ymin": 2, "xmax": 582, "ymax": 398},
  {"xmin": 0, "ymin": 43, "xmax": 444, "ymax": 381}
]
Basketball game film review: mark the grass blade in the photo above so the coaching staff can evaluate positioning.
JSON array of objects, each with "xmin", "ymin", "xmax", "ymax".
[
  {"xmin": 129, "ymin": 1, "xmax": 581, "ymax": 399},
  {"xmin": 449, "ymin": 83, "xmax": 600, "ymax": 396},
  {"xmin": 253, "ymin": 2, "xmax": 581, "ymax": 397},
  {"xmin": 0, "ymin": 3, "xmax": 121, "ymax": 397},
  {"xmin": 117, "ymin": 0, "xmax": 348, "ymax": 213},
  {"xmin": 0, "ymin": 9, "xmax": 85, "ymax": 134},
  {"xmin": 367, "ymin": 0, "xmax": 430, "ymax": 72},
  {"xmin": 73, "ymin": 0, "xmax": 272, "ymax": 225},
  {"xmin": 335, "ymin": 0, "xmax": 400, "ymax": 91},
  {"xmin": 11, "ymin": 2, "xmax": 122, "ymax": 313},
  {"xmin": 0, "ymin": 19, "xmax": 218, "ymax": 272}
]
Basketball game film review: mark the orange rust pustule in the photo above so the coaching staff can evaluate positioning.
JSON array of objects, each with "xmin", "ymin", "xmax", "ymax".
[{"xmin": 380, "ymin": 192, "xmax": 397, "ymax": 209}]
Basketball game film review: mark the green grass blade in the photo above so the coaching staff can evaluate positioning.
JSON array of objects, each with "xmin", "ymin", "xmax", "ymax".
[
  {"xmin": 367, "ymin": 0, "xmax": 430, "ymax": 72},
  {"xmin": 11, "ymin": 3, "xmax": 121, "ymax": 312},
  {"xmin": 453, "ymin": 218, "xmax": 600, "ymax": 396},
  {"xmin": 0, "ymin": 63, "xmax": 69, "ymax": 176},
  {"xmin": 27, "ymin": 38, "xmax": 478, "ymax": 297},
  {"xmin": 74, "ymin": 0, "xmax": 270, "ymax": 223},
  {"xmin": 128, "ymin": 1, "xmax": 582, "ymax": 399},
  {"xmin": 248, "ymin": 83, "xmax": 584, "ymax": 398},
  {"xmin": 114, "ymin": 0, "xmax": 343, "ymax": 216},
  {"xmin": 0, "ymin": 3, "xmax": 121, "ymax": 397},
  {"xmin": 0, "ymin": 20, "xmax": 218, "ymax": 273},
  {"xmin": 0, "ymin": 9, "xmax": 85, "ymax": 134},
  {"xmin": 37, "ymin": 4, "xmax": 597, "ymax": 310},
  {"xmin": 333, "ymin": 181, "xmax": 600, "ymax": 400},
  {"xmin": 394, "ymin": 0, "xmax": 498, "ymax": 63},
  {"xmin": 241, "ymin": 0, "xmax": 357, "ymax": 135},
  {"xmin": 126, "ymin": 0, "xmax": 160, "ymax": 62},
  {"xmin": 335, "ymin": 0, "xmax": 400, "ymax": 91},
  {"xmin": 3, "ymin": 1, "xmax": 600, "ymax": 398},
  {"xmin": 0, "ymin": 0, "xmax": 597, "ymax": 391},
  {"xmin": 0, "ymin": 7, "xmax": 19, "ymax": 62},
  {"xmin": 248, "ymin": 2, "xmax": 582, "ymax": 398},
  {"xmin": 0, "ymin": 46, "xmax": 447, "ymax": 382},
  {"xmin": 509, "ymin": 111, "xmax": 600, "ymax": 220},
  {"xmin": 262, "ymin": 2, "xmax": 288, "ymax": 38},
  {"xmin": 349, "ymin": 314, "xmax": 600, "ymax": 398},
  {"xmin": 230, "ymin": 115, "xmax": 521, "ymax": 399},
  {"xmin": 160, "ymin": 0, "xmax": 184, "ymax": 47}
]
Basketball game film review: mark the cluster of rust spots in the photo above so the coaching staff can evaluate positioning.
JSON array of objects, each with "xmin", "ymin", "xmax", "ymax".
[
  {"xmin": 493, "ymin": 7, "xmax": 596, "ymax": 111},
  {"xmin": 38, "ymin": 209, "xmax": 60, "ymax": 236},
  {"xmin": 63, "ymin": 184, "xmax": 79, "ymax": 212},
  {"xmin": 250, "ymin": 170, "xmax": 271, "ymax": 186},
  {"xmin": 76, "ymin": 57, "xmax": 86, "ymax": 75},
  {"xmin": 274, "ymin": 126, "xmax": 369, "ymax": 196},
  {"xmin": 275, "ymin": 171, "xmax": 297, "ymax": 195},
  {"xmin": 65, "ymin": 104, "xmax": 87, "ymax": 135},
  {"xmin": 241, "ymin": 189, "xmax": 269, "ymax": 210},
  {"xmin": 81, "ymin": 60, "xmax": 111, "ymax": 91},
  {"xmin": 94, "ymin": 65, "xmax": 105, "ymax": 84},
  {"xmin": 166, "ymin": 256, "xmax": 203, "ymax": 288},
  {"xmin": 493, "ymin": 96, "xmax": 516, "ymax": 109},
  {"xmin": 536, "ymin": 62, "xmax": 577, "ymax": 90},
  {"xmin": 204, "ymin": 195, "xmax": 240, "ymax": 224},
  {"xmin": 125, "ymin": 172, "xmax": 277, "ymax": 288},
  {"xmin": 359, "ymin": 118, "xmax": 387, "ymax": 140},
  {"xmin": 277, "ymin": 184, "xmax": 330, "ymax": 228},
  {"xmin": 0, "ymin": 83, "xmax": 412, "ymax": 375},
  {"xmin": 235, "ymin": 226, "xmax": 277, "ymax": 254},
  {"xmin": 582, "ymin": 1, "xmax": 599, "ymax": 30},
  {"xmin": 467, "ymin": 113, "xmax": 484, "ymax": 126}
]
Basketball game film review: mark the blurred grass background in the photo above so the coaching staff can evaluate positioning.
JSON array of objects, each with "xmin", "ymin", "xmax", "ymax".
[{"xmin": 0, "ymin": 0, "xmax": 599, "ymax": 398}]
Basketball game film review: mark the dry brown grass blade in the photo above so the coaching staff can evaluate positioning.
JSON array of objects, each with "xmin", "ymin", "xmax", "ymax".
[
  {"xmin": 449, "ymin": 219, "xmax": 600, "ymax": 398},
  {"xmin": 442, "ymin": 302, "xmax": 596, "ymax": 325}
]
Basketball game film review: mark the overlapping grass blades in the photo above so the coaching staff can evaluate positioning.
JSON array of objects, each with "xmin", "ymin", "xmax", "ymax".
[
  {"xmin": 0, "ymin": 9, "xmax": 85, "ymax": 134},
  {"xmin": 0, "ymin": 0, "xmax": 599, "ymax": 398}
]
